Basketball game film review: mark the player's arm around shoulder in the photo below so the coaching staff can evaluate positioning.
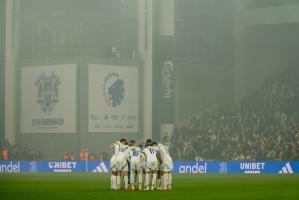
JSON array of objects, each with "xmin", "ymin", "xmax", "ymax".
[
  {"xmin": 156, "ymin": 152, "xmax": 163, "ymax": 164},
  {"xmin": 141, "ymin": 150, "xmax": 147, "ymax": 159}
]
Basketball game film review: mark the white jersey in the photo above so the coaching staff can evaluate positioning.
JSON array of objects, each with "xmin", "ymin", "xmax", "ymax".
[
  {"xmin": 110, "ymin": 141, "xmax": 121, "ymax": 171},
  {"xmin": 111, "ymin": 141, "xmax": 121, "ymax": 156},
  {"xmin": 129, "ymin": 147, "xmax": 144, "ymax": 172},
  {"xmin": 157, "ymin": 143, "xmax": 172, "ymax": 161},
  {"xmin": 157, "ymin": 143, "xmax": 173, "ymax": 171},
  {"xmin": 116, "ymin": 144, "xmax": 131, "ymax": 160},
  {"xmin": 129, "ymin": 147, "xmax": 143, "ymax": 163},
  {"xmin": 115, "ymin": 144, "xmax": 132, "ymax": 171},
  {"xmin": 142, "ymin": 146, "xmax": 158, "ymax": 172},
  {"xmin": 142, "ymin": 146, "xmax": 158, "ymax": 161}
]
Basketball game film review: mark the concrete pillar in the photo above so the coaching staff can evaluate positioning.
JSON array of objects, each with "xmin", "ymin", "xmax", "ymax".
[
  {"xmin": 4, "ymin": 0, "xmax": 17, "ymax": 143},
  {"xmin": 0, "ymin": 0, "xmax": 6, "ymax": 141},
  {"xmin": 138, "ymin": 0, "xmax": 153, "ymax": 141},
  {"xmin": 159, "ymin": 0, "xmax": 175, "ymax": 36}
]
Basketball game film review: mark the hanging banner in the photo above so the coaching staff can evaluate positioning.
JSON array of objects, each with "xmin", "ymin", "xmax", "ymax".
[
  {"xmin": 160, "ymin": 36, "xmax": 175, "ymax": 123},
  {"xmin": 88, "ymin": 64, "xmax": 138, "ymax": 133},
  {"xmin": 159, "ymin": 35, "xmax": 175, "ymax": 141},
  {"xmin": 20, "ymin": 64, "xmax": 76, "ymax": 133}
]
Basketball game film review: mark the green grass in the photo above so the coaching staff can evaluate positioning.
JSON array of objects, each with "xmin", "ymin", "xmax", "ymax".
[{"xmin": 0, "ymin": 173, "xmax": 299, "ymax": 200}]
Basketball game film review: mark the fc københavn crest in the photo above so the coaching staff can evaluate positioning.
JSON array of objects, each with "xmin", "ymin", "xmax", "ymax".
[
  {"xmin": 102, "ymin": 72, "xmax": 125, "ymax": 107},
  {"xmin": 35, "ymin": 72, "xmax": 61, "ymax": 112},
  {"xmin": 219, "ymin": 162, "xmax": 228, "ymax": 173}
]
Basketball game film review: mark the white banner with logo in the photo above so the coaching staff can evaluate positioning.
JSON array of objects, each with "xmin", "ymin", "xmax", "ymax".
[
  {"xmin": 20, "ymin": 64, "xmax": 76, "ymax": 133},
  {"xmin": 88, "ymin": 64, "xmax": 138, "ymax": 133}
]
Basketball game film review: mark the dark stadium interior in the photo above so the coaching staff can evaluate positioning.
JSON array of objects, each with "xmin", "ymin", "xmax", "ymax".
[
  {"xmin": 1, "ymin": 1, "xmax": 299, "ymax": 199},
  {"xmin": 1, "ymin": 0, "xmax": 299, "ymax": 161}
]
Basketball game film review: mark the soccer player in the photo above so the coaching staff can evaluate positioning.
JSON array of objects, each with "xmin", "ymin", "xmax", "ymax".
[
  {"xmin": 110, "ymin": 140, "xmax": 121, "ymax": 190},
  {"xmin": 145, "ymin": 138, "xmax": 152, "ymax": 146},
  {"xmin": 141, "ymin": 142, "xmax": 161, "ymax": 190},
  {"xmin": 115, "ymin": 139, "xmax": 131, "ymax": 190},
  {"xmin": 157, "ymin": 143, "xmax": 173, "ymax": 190},
  {"xmin": 129, "ymin": 141, "xmax": 144, "ymax": 190}
]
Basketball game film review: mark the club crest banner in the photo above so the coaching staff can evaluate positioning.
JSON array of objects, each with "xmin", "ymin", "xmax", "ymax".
[
  {"xmin": 20, "ymin": 64, "xmax": 76, "ymax": 133},
  {"xmin": 88, "ymin": 64, "xmax": 138, "ymax": 133}
]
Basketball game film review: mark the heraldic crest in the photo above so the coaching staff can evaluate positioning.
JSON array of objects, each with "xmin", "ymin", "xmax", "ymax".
[{"xmin": 35, "ymin": 72, "xmax": 61, "ymax": 112}]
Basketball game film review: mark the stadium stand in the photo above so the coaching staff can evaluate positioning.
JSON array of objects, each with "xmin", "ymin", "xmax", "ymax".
[
  {"xmin": 170, "ymin": 67, "xmax": 299, "ymax": 161},
  {"xmin": 0, "ymin": 139, "xmax": 43, "ymax": 160}
]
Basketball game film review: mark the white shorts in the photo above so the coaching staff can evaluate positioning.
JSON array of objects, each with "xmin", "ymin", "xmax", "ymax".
[
  {"xmin": 145, "ymin": 159, "xmax": 158, "ymax": 172},
  {"xmin": 140, "ymin": 160, "xmax": 146, "ymax": 172},
  {"xmin": 130, "ymin": 160, "xmax": 142, "ymax": 173},
  {"xmin": 160, "ymin": 160, "xmax": 173, "ymax": 172},
  {"xmin": 116, "ymin": 157, "xmax": 129, "ymax": 171},
  {"xmin": 110, "ymin": 155, "xmax": 117, "ymax": 172}
]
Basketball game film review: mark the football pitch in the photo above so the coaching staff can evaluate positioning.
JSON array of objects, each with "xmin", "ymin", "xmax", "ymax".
[{"xmin": 0, "ymin": 173, "xmax": 299, "ymax": 200}]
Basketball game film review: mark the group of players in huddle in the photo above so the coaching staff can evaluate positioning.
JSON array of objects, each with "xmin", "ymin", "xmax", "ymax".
[{"xmin": 110, "ymin": 138, "xmax": 173, "ymax": 191}]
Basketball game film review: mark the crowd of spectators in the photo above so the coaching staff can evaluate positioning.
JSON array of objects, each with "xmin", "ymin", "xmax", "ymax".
[
  {"xmin": 0, "ymin": 139, "xmax": 43, "ymax": 160},
  {"xmin": 170, "ymin": 67, "xmax": 299, "ymax": 161},
  {"xmin": 1, "ymin": 138, "xmax": 108, "ymax": 161},
  {"xmin": 63, "ymin": 150, "xmax": 108, "ymax": 161}
]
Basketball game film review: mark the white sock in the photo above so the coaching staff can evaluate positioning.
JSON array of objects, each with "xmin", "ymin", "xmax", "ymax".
[
  {"xmin": 117, "ymin": 175, "xmax": 120, "ymax": 188},
  {"xmin": 145, "ymin": 173, "xmax": 150, "ymax": 188},
  {"xmin": 157, "ymin": 177, "xmax": 161, "ymax": 188},
  {"xmin": 168, "ymin": 173, "xmax": 172, "ymax": 188},
  {"xmin": 124, "ymin": 175, "xmax": 129, "ymax": 189},
  {"xmin": 159, "ymin": 174, "xmax": 164, "ymax": 188},
  {"xmin": 130, "ymin": 171, "xmax": 135, "ymax": 186},
  {"xmin": 163, "ymin": 173, "xmax": 168, "ymax": 189},
  {"xmin": 112, "ymin": 175, "xmax": 117, "ymax": 189},
  {"xmin": 152, "ymin": 173, "xmax": 157, "ymax": 188},
  {"xmin": 138, "ymin": 172, "xmax": 143, "ymax": 188}
]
